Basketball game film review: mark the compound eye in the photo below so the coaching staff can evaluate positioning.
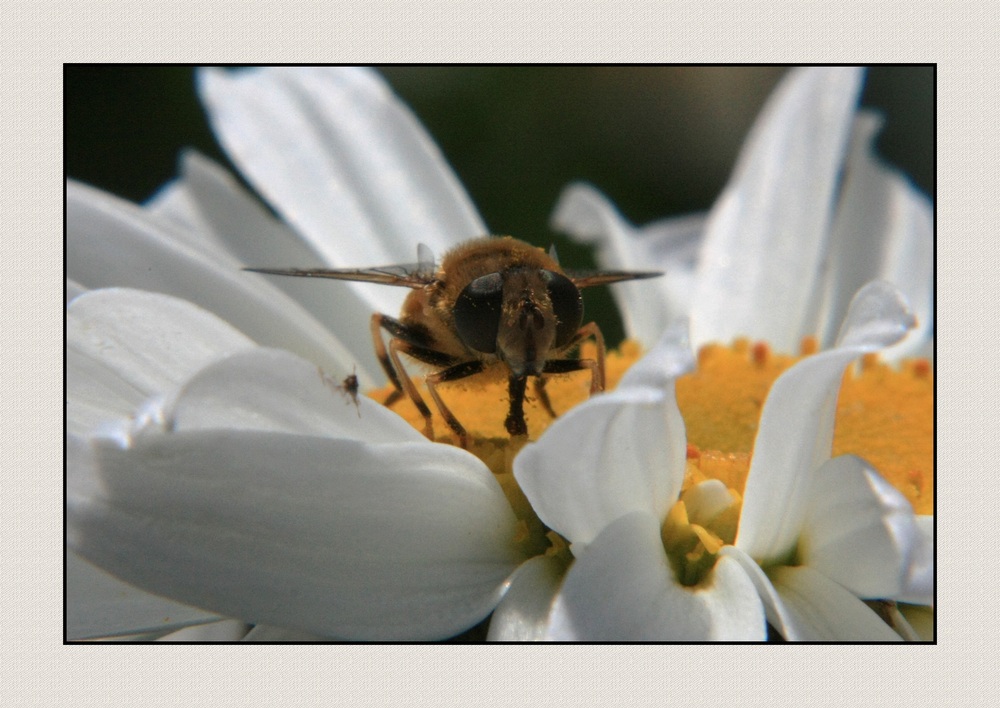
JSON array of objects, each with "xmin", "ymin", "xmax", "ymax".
[
  {"xmin": 543, "ymin": 270, "xmax": 582, "ymax": 347},
  {"xmin": 454, "ymin": 272, "xmax": 503, "ymax": 354}
]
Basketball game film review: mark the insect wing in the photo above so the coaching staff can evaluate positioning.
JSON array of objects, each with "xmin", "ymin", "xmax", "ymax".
[
  {"xmin": 245, "ymin": 244, "xmax": 437, "ymax": 289},
  {"xmin": 244, "ymin": 262, "xmax": 435, "ymax": 289},
  {"xmin": 566, "ymin": 269, "xmax": 663, "ymax": 289},
  {"xmin": 415, "ymin": 242, "xmax": 436, "ymax": 279}
]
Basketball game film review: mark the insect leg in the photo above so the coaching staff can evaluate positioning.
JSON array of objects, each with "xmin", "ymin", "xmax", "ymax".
[
  {"xmin": 385, "ymin": 338, "xmax": 437, "ymax": 440},
  {"xmin": 371, "ymin": 313, "xmax": 405, "ymax": 405},
  {"xmin": 541, "ymin": 322, "xmax": 607, "ymax": 398},
  {"xmin": 372, "ymin": 313, "xmax": 456, "ymax": 405},
  {"xmin": 532, "ymin": 377, "xmax": 558, "ymax": 419},
  {"xmin": 505, "ymin": 375, "xmax": 529, "ymax": 438},
  {"xmin": 424, "ymin": 360, "xmax": 487, "ymax": 449},
  {"xmin": 557, "ymin": 321, "xmax": 606, "ymax": 393},
  {"xmin": 530, "ymin": 322, "xmax": 609, "ymax": 421},
  {"xmin": 372, "ymin": 312, "xmax": 460, "ymax": 441}
]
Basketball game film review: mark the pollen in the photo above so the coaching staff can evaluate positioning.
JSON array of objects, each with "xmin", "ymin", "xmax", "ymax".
[
  {"xmin": 678, "ymin": 339, "xmax": 934, "ymax": 515},
  {"xmin": 369, "ymin": 340, "xmax": 635, "ymax": 460},
  {"xmin": 832, "ymin": 356, "xmax": 934, "ymax": 514}
]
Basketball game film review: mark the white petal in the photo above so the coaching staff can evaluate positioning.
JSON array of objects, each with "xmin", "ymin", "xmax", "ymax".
[
  {"xmin": 899, "ymin": 515, "xmax": 934, "ymax": 605},
  {"xmin": 67, "ymin": 550, "xmax": 220, "ymax": 640},
  {"xmin": 550, "ymin": 182, "xmax": 704, "ymax": 346},
  {"xmin": 157, "ymin": 620, "xmax": 251, "ymax": 642},
  {"xmin": 66, "ymin": 434, "xmax": 222, "ymax": 640},
  {"xmin": 546, "ymin": 512, "xmax": 764, "ymax": 641},
  {"xmin": 153, "ymin": 152, "xmax": 390, "ymax": 381},
  {"xmin": 817, "ymin": 112, "xmax": 934, "ymax": 360},
  {"xmin": 718, "ymin": 545, "xmax": 801, "ymax": 640},
  {"xmin": 514, "ymin": 328, "xmax": 692, "ymax": 546},
  {"xmin": 197, "ymin": 67, "xmax": 484, "ymax": 274},
  {"xmin": 834, "ymin": 280, "xmax": 918, "ymax": 349},
  {"xmin": 146, "ymin": 150, "xmax": 309, "ymax": 263},
  {"xmin": 768, "ymin": 565, "xmax": 902, "ymax": 641},
  {"xmin": 736, "ymin": 281, "xmax": 915, "ymax": 563},
  {"xmin": 67, "ymin": 181, "xmax": 359, "ymax": 377},
  {"xmin": 142, "ymin": 159, "xmax": 241, "ymax": 261},
  {"xmin": 552, "ymin": 183, "xmax": 705, "ymax": 268},
  {"xmin": 68, "ymin": 288, "xmax": 254, "ymax": 392},
  {"xmin": 67, "ymin": 288, "xmax": 255, "ymax": 435},
  {"xmin": 631, "ymin": 213, "xmax": 706, "ymax": 329},
  {"xmin": 163, "ymin": 347, "xmax": 424, "ymax": 444},
  {"xmin": 617, "ymin": 318, "xmax": 696, "ymax": 390},
  {"xmin": 801, "ymin": 455, "xmax": 919, "ymax": 598},
  {"xmin": 67, "ymin": 344, "xmax": 148, "ymax": 437},
  {"xmin": 692, "ymin": 67, "xmax": 864, "ymax": 352},
  {"xmin": 68, "ymin": 429, "xmax": 521, "ymax": 640},
  {"xmin": 486, "ymin": 556, "xmax": 564, "ymax": 642}
]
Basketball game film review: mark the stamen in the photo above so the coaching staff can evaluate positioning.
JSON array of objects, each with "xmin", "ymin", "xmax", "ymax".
[
  {"xmin": 751, "ymin": 341, "xmax": 770, "ymax": 366},
  {"xmin": 660, "ymin": 492, "xmax": 742, "ymax": 587}
]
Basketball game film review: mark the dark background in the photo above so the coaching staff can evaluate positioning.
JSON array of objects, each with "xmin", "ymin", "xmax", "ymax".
[{"xmin": 65, "ymin": 65, "xmax": 933, "ymax": 344}]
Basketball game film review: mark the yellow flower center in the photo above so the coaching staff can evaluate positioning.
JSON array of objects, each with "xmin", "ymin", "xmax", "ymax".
[
  {"xmin": 678, "ymin": 338, "xmax": 933, "ymax": 515},
  {"xmin": 369, "ymin": 340, "xmax": 639, "ymax": 466},
  {"xmin": 370, "ymin": 337, "xmax": 934, "ymax": 553}
]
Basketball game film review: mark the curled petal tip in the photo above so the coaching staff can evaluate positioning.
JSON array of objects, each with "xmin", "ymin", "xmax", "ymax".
[{"xmin": 836, "ymin": 280, "xmax": 917, "ymax": 350}]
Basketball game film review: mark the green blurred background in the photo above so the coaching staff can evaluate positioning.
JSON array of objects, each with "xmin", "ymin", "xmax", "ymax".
[{"xmin": 65, "ymin": 66, "xmax": 933, "ymax": 345}]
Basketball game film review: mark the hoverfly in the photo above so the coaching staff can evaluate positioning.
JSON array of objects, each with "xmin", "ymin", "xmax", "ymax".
[{"xmin": 246, "ymin": 236, "xmax": 661, "ymax": 448}]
